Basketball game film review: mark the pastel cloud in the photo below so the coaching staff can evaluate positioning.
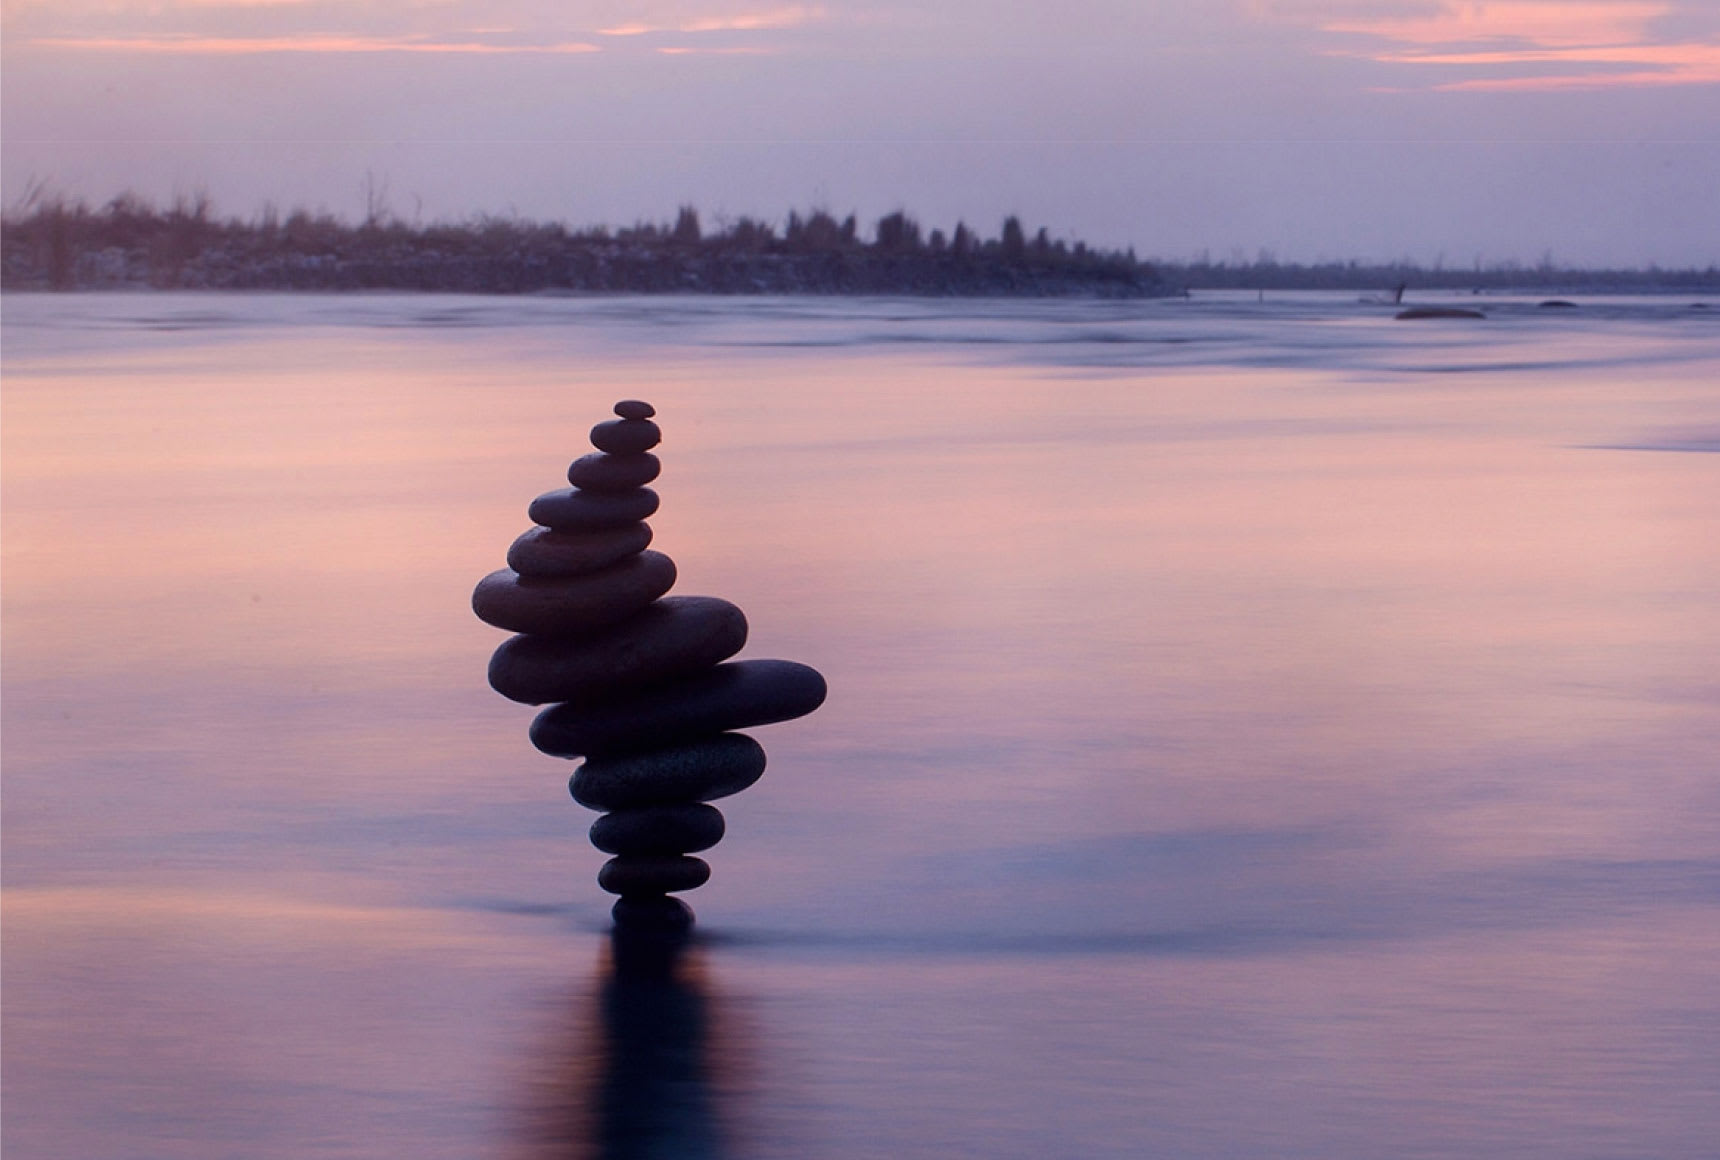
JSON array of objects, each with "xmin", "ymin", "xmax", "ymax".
[
  {"xmin": 1267, "ymin": 0, "xmax": 1720, "ymax": 89},
  {"xmin": 1376, "ymin": 39, "xmax": 1720, "ymax": 89},
  {"xmin": 1322, "ymin": 1, "xmax": 1667, "ymax": 48},
  {"xmin": 0, "ymin": 0, "xmax": 312, "ymax": 12},
  {"xmin": 598, "ymin": 5, "xmax": 823, "ymax": 37},
  {"xmin": 6, "ymin": 0, "xmax": 824, "ymax": 56},
  {"xmin": 22, "ymin": 34, "xmax": 602, "ymax": 54},
  {"xmin": 654, "ymin": 44, "xmax": 778, "ymax": 54}
]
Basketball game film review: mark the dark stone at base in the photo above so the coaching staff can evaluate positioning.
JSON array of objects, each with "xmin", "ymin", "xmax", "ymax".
[
  {"xmin": 572, "ymin": 734, "xmax": 767, "ymax": 810},
  {"xmin": 591, "ymin": 418, "xmax": 662, "ymax": 455},
  {"xmin": 613, "ymin": 399, "xmax": 656, "ymax": 420},
  {"xmin": 489, "ymin": 596, "xmax": 747, "ymax": 704},
  {"xmin": 567, "ymin": 451, "xmax": 661, "ymax": 493},
  {"xmin": 532, "ymin": 659, "xmax": 829, "ymax": 758},
  {"xmin": 528, "ymin": 487, "xmax": 658, "ymax": 531},
  {"xmin": 599, "ymin": 855, "xmax": 711, "ymax": 896},
  {"xmin": 612, "ymin": 894, "xmax": 693, "ymax": 934},
  {"xmin": 472, "ymin": 552, "xmax": 676, "ymax": 635},
  {"xmin": 507, "ymin": 523, "xmax": 652, "ymax": 578},
  {"xmin": 608, "ymin": 923, "xmax": 691, "ymax": 972},
  {"xmin": 591, "ymin": 804, "xmax": 725, "ymax": 856}
]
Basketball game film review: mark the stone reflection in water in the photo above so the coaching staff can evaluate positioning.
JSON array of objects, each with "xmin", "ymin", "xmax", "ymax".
[
  {"xmin": 523, "ymin": 935, "xmax": 746, "ymax": 1160},
  {"xmin": 475, "ymin": 400, "xmax": 826, "ymax": 935}
]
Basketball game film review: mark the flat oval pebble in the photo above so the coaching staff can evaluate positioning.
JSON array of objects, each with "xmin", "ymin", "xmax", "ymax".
[
  {"xmin": 590, "ymin": 803, "xmax": 725, "ymax": 856},
  {"xmin": 566, "ymin": 451, "xmax": 660, "ymax": 493},
  {"xmin": 613, "ymin": 399, "xmax": 656, "ymax": 420},
  {"xmin": 489, "ymin": 596, "xmax": 747, "ymax": 704},
  {"xmin": 571, "ymin": 733, "xmax": 766, "ymax": 810},
  {"xmin": 531, "ymin": 659, "xmax": 828, "ymax": 758},
  {"xmin": 598, "ymin": 855, "xmax": 710, "ymax": 896},
  {"xmin": 611, "ymin": 894, "xmax": 692, "ymax": 933},
  {"xmin": 528, "ymin": 486, "xmax": 658, "ymax": 531},
  {"xmin": 507, "ymin": 522, "xmax": 652, "ymax": 578},
  {"xmin": 590, "ymin": 418, "xmax": 662, "ymax": 455},
  {"xmin": 472, "ymin": 551, "xmax": 675, "ymax": 636}
]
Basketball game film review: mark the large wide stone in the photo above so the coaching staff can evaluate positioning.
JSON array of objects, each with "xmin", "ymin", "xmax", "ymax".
[
  {"xmin": 590, "ymin": 804, "xmax": 725, "ymax": 856},
  {"xmin": 591, "ymin": 418, "xmax": 662, "ymax": 455},
  {"xmin": 472, "ymin": 552, "xmax": 675, "ymax": 636},
  {"xmin": 507, "ymin": 523, "xmax": 653, "ymax": 578},
  {"xmin": 567, "ymin": 451, "xmax": 660, "ymax": 493},
  {"xmin": 531, "ymin": 659, "xmax": 828, "ymax": 758},
  {"xmin": 527, "ymin": 487, "xmax": 658, "ymax": 531},
  {"xmin": 488, "ymin": 596, "xmax": 747, "ymax": 704},
  {"xmin": 598, "ymin": 855, "xmax": 710, "ymax": 896},
  {"xmin": 571, "ymin": 733, "xmax": 766, "ymax": 810}
]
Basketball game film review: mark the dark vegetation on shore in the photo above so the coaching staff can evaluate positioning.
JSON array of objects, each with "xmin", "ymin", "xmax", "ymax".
[
  {"xmin": 0, "ymin": 192, "xmax": 1165, "ymax": 296},
  {"xmin": 1169, "ymin": 253, "xmax": 1718, "ymax": 295},
  {"xmin": 4, "ymin": 191, "xmax": 1714, "ymax": 296}
]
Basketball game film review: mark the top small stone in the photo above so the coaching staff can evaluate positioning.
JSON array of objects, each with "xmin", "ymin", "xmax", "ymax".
[{"xmin": 614, "ymin": 399, "xmax": 656, "ymax": 420}]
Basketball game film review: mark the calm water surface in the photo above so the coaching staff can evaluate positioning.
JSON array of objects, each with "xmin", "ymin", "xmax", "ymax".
[{"xmin": 4, "ymin": 292, "xmax": 1718, "ymax": 1158}]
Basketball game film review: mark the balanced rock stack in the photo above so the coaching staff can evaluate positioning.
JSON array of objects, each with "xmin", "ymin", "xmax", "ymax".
[{"xmin": 473, "ymin": 400, "xmax": 827, "ymax": 935}]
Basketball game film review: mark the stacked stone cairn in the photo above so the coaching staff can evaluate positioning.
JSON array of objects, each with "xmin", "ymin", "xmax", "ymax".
[{"xmin": 473, "ymin": 400, "xmax": 827, "ymax": 937}]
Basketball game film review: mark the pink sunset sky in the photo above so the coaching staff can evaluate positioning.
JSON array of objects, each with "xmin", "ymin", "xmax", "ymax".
[{"xmin": 2, "ymin": 0, "xmax": 1716, "ymax": 265}]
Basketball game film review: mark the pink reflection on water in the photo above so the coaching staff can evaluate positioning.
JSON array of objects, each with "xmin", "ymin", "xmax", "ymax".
[{"xmin": 3, "ymin": 295, "xmax": 1718, "ymax": 1158}]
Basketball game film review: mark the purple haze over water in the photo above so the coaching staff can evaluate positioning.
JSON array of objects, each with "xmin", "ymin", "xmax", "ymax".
[{"xmin": 4, "ymin": 291, "xmax": 1718, "ymax": 1158}]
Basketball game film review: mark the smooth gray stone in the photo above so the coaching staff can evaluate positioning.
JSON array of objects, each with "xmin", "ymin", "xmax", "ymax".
[
  {"xmin": 528, "ymin": 486, "xmax": 658, "ymax": 531},
  {"xmin": 472, "ymin": 552, "xmax": 675, "ymax": 636},
  {"xmin": 598, "ymin": 855, "xmax": 710, "ymax": 896},
  {"xmin": 488, "ymin": 596, "xmax": 747, "ymax": 704},
  {"xmin": 531, "ymin": 659, "xmax": 828, "ymax": 758},
  {"xmin": 506, "ymin": 523, "xmax": 652, "ymax": 578},
  {"xmin": 591, "ymin": 804, "xmax": 724, "ymax": 856},
  {"xmin": 611, "ymin": 894, "xmax": 693, "ymax": 933},
  {"xmin": 591, "ymin": 418, "xmax": 662, "ymax": 455},
  {"xmin": 566, "ymin": 451, "xmax": 660, "ymax": 493},
  {"xmin": 613, "ymin": 399, "xmax": 656, "ymax": 420},
  {"xmin": 571, "ymin": 734, "xmax": 766, "ymax": 810}
]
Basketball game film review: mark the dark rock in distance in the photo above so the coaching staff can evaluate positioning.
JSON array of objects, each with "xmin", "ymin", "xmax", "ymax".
[
  {"xmin": 1539, "ymin": 300, "xmax": 1578, "ymax": 309},
  {"xmin": 571, "ymin": 733, "xmax": 767, "ymax": 810},
  {"xmin": 507, "ymin": 523, "xmax": 653, "ymax": 578},
  {"xmin": 531, "ymin": 659, "xmax": 829, "ymax": 758},
  {"xmin": 528, "ymin": 486, "xmax": 659, "ymax": 531},
  {"xmin": 598, "ymin": 855, "xmax": 710, "ymax": 895},
  {"xmin": 472, "ymin": 552, "xmax": 676, "ymax": 636},
  {"xmin": 591, "ymin": 804, "xmax": 725, "ymax": 856},
  {"xmin": 613, "ymin": 400, "xmax": 656, "ymax": 420},
  {"xmin": 488, "ymin": 596, "xmax": 748, "ymax": 705},
  {"xmin": 591, "ymin": 418, "xmax": 662, "ymax": 455},
  {"xmin": 567, "ymin": 451, "xmax": 660, "ymax": 493},
  {"xmin": 1396, "ymin": 307, "xmax": 1486, "ymax": 320}
]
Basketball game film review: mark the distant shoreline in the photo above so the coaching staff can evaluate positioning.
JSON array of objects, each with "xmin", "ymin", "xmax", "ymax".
[
  {"xmin": 0, "ymin": 198, "xmax": 1168, "ymax": 298},
  {"xmin": 3, "ymin": 195, "xmax": 1714, "ymax": 297},
  {"xmin": 4, "ymin": 285, "xmax": 1713, "ymax": 301}
]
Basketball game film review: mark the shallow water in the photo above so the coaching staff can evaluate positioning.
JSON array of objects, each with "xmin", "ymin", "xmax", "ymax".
[{"xmin": 4, "ymin": 290, "xmax": 1718, "ymax": 1159}]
